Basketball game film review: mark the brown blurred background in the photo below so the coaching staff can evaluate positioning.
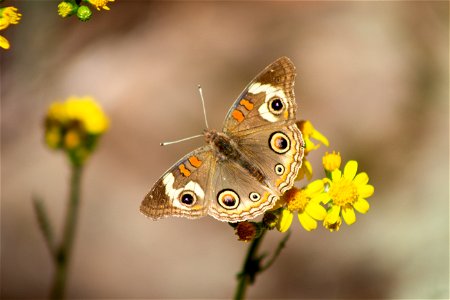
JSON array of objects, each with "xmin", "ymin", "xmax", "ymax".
[{"xmin": 1, "ymin": 1, "xmax": 449, "ymax": 299}]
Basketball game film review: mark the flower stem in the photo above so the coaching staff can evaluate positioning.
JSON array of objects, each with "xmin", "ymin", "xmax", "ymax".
[
  {"xmin": 234, "ymin": 229, "xmax": 267, "ymax": 300},
  {"xmin": 33, "ymin": 196, "xmax": 56, "ymax": 257},
  {"xmin": 50, "ymin": 164, "xmax": 83, "ymax": 299}
]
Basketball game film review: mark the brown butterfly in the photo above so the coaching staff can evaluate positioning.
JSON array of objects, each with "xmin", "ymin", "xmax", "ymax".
[{"xmin": 140, "ymin": 57, "xmax": 304, "ymax": 222}]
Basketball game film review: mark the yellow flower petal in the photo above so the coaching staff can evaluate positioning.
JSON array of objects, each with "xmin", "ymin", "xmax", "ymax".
[
  {"xmin": 0, "ymin": 18, "xmax": 9, "ymax": 30},
  {"xmin": 342, "ymin": 205, "xmax": 356, "ymax": 225},
  {"xmin": 303, "ymin": 159, "xmax": 313, "ymax": 180},
  {"xmin": 343, "ymin": 160, "xmax": 358, "ymax": 180},
  {"xmin": 310, "ymin": 127, "xmax": 329, "ymax": 147},
  {"xmin": 331, "ymin": 169, "xmax": 342, "ymax": 181},
  {"xmin": 306, "ymin": 179, "xmax": 324, "ymax": 194},
  {"xmin": 305, "ymin": 202, "xmax": 327, "ymax": 220},
  {"xmin": 358, "ymin": 184, "xmax": 374, "ymax": 198},
  {"xmin": 316, "ymin": 192, "xmax": 331, "ymax": 204},
  {"xmin": 354, "ymin": 198, "xmax": 370, "ymax": 214},
  {"xmin": 327, "ymin": 205, "xmax": 341, "ymax": 223},
  {"xmin": 296, "ymin": 159, "xmax": 313, "ymax": 181},
  {"xmin": 277, "ymin": 209, "xmax": 293, "ymax": 232},
  {"xmin": 0, "ymin": 35, "xmax": 10, "ymax": 49},
  {"xmin": 304, "ymin": 136, "xmax": 320, "ymax": 153},
  {"xmin": 298, "ymin": 212, "xmax": 318, "ymax": 231},
  {"xmin": 354, "ymin": 172, "xmax": 369, "ymax": 185}
]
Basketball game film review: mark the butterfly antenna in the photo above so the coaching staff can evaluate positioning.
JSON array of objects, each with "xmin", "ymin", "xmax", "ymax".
[
  {"xmin": 160, "ymin": 85, "xmax": 209, "ymax": 146},
  {"xmin": 160, "ymin": 134, "xmax": 203, "ymax": 146},
  {"xmin": 198, "ymin": 84, "xmax": 209, "ymax": 129}
]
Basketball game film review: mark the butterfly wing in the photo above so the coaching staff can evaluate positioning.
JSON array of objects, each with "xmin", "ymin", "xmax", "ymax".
[
  {"xmin": 223, "ymin": 56, "xmax": 297, "ymax": 135},
  {"xmin": 207, "ymin": 158, "xmax": 279, "ymax": 223},
  {"xmin": 140, "ymin": 146, "xmax": 215, "ymax": 220},
  {"xmin": 235, "ymin": 124, "xmax": 304, "ymax": 195}
]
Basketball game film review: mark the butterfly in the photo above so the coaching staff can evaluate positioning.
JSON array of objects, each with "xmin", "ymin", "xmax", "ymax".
[{"xmin": 140, "ymin": 57, "xmax": 304, "ymax": 222}]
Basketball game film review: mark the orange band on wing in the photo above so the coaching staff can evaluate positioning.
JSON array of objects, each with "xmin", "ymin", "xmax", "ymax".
[
  {"xmin": 188, "ymin": 156, "xmax": 202, "ymax": 168},
  {"xmin": 179, "ymin": 164, "xmax": 191, "ymax": 177},
  {"xmin": 239, "ymin": 99, "xmax": 254, "ymax": 111},
  {"xmin": 232, "ymin": 109, "xmax": 244, "ymax": 123}
]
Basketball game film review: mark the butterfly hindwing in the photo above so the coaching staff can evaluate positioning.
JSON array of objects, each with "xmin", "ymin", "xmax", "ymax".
[
  {"xmin": 207, "ymin": 158, "xmax": 279, "ymax": 222},
  {"xmin": 234, "ymin": 123, "xmax": 304, "ymax": 195}
]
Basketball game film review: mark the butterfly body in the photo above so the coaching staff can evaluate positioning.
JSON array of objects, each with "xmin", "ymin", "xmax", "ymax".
[
  {"xmin": 140, "ymin": 57, "xmax": 304, "ymax": 222},
  {"xmin": 205, "ymin": 129, "xmax": 267, "ymax": 184}
]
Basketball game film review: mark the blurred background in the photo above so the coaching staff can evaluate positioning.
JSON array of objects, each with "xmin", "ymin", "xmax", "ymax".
[{"xmin": 1, "ymin": 1, "xmax": 448, "ymax": 299}]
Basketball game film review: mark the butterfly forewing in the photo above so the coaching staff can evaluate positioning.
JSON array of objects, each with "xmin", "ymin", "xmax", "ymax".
[
  {"xmin": 140, "ymin": 146, "xmax": 215, "ymax": 220},
  {"xmin": 223, "ymin": 56, "xmax": 297, "ymax": 135}
]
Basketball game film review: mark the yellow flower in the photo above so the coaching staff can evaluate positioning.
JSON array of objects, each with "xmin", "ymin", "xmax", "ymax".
[
  {"xmin": 58, "ymin": 1, "xmax": 75, "ymax": 17},
  {"xmin": 277, "ymin": 180, "xmax": 328, "ymax": 232},
  {"xmin": 323, "ymin": 209, "xmax": 342, "ymax": 232},
  {"xmin": 64, "ymin": 130, "xmax": 81, "ymax": 149},
  {"xmin": 45, "ymin": 127, "xmax": 61, "ymax": 149},
  {"xmin": 0, "ymin": 6, "xmax": 21, "ymax": 50},
  {"xmin": 322, "ymin": 160, "xmax": 374, "ymax": 226},
  {"xmin": 323, "ymin": 151, "xmax": 341, "ymax": 172},
  {"xmin": 88, "ymin": 0, "xmax": 114, "ymax": 11},
  {"xmin": 0, "ymin": 7, "xmax": 22, "ymax": 29},
  {"xmin": 0, "ymin": 35, "xmax": 9, "ymax": 49},
  {"xmin": 297, "ymin": 120, "xmax": 329, "ymax": 155},
  {"xmin": 44, "ymin": 96, "xmax": 109, "ymax": 165}
]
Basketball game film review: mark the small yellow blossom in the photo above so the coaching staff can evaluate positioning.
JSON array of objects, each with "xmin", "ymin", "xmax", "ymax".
[
  {"xmin": 0, "ymin": 35, "xmax": 9, "ymax": 49},
  {"xmin": 45, "ymin": 127, "xmax": 61, "ymax": 149},
  {"xmin": 323, "ymin": 209, "xmax": 342, "ymax": 232},
  {"xmin": 88, "ymin": 0, "xmax": 114, "ymax": 11},
  {"xmin": 58, "ymin": 2, "xmax": 75, "ymax": 17},
  {"xmin": 0, "ymin": 7, "xmax": 22, "ymax": 28},
  {"xmin": 44, "ymin": 96, "xmax": 109, "ymax": 165},
  {"xmin": 0, "ymin": 6, "xmax": 21, "ymax": 50},
  {"xmin": 297, "ymin": 120, "xmax": 329, "ymax": 155},
  {"xmin": 322, "ymin": 160, "xmax": 374, "ymax": 226},
  {"xmin": 64, "ymin": 130, "xmax": 81, "ymax": 149},
  {"xmin": 277, "ymin": 180, "xmax": 328, "ymax": 232},
  {"xmin": 323, "ymin": 151, "xmax": 341, "ymax": 172}
]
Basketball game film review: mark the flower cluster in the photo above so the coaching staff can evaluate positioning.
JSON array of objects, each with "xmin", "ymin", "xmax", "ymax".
[
  {"xmin": 0, "ymin": 5, "xmax": 22, "ymax": 50},
  {"xmin": 44, "ymin": 96, "xmax": 109, "ymax": 166},
  {"xmin": 234, "ymin": 120, "xmax": 374, "ymax": 241},
  {"xmin": 57, "ymin": 0, "xmax": 114, "ymax": 21}
]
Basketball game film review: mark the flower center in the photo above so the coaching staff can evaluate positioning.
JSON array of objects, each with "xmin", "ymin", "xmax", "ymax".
[
  {"xmin": 329, "ymin": 178, "xmax": 358, "ymax": 206},
  {"xmin": 286, "ymin": 189, "xmax": 309, "ymax": 213}
]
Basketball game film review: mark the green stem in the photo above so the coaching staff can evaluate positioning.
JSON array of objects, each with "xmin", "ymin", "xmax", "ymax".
[
  {"xmin": 260, "ymin": 231, "xmax": 290, "ymax": 272},
  {"xmin": 50, "ymin": 164, "xmax": 83, "ymax": 299},
  {"xmin": 33, "ymin": 196, "xmax": 56, "ymax": 257},
  {"xmin": 234, "ymin": 229, "xmax": 267, "ymax": 300}
]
